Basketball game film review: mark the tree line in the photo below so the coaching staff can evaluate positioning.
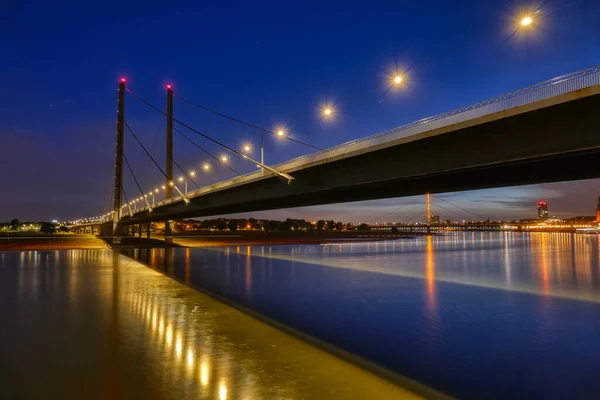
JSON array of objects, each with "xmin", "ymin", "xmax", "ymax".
[{"xmin": 174, "ymin": 218, "xmax": 370, "ymax": 232}]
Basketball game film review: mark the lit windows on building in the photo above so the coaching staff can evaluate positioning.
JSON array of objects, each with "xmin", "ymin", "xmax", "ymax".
[{"xmin": 537, "ymin": 201, "xmax": 548, "ymax": 220}]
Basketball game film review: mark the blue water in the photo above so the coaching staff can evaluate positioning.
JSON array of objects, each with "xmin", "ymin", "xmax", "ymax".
[{"xmin": 123, "ymin": 232, "xmax": 600, "ymax": 399}]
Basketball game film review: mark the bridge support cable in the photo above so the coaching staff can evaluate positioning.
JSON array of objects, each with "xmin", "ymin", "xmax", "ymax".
[
  {"xmin": 370, "ymin": 197, "xmax": 422, "ymax": 224},
  {"xmin": 102, "ymin": 183, "xmax": 111, "ymax": 219},
  {"xmin": 431, "ymin": 195, "xmax": 487, "ymax": 221},
  {"xmin": 125, "ymin": 89, "xmax": 294, "ymax": 184},
  {"xmin": 124, "ymin": 120, "xmax": 190, "ymax": 203},
  {"xmin": 429, "ymin": 202, "xmax": 472, "ymax": 222},
  {"xmin": 176, "ymin": 95, "xmax": 324, "ymax": 151},
  {"xmin": 121, "ymin": 185, "xmax": 134, "ymax": 217},
  {"xmin": 170, "ymin": 156, "xmax": 201, "ymax": 190},
  {"xmin": 123, "ymin": 153, "xmax": 153, "ymax": 212},
  {"xmin": 173, "ymin": 126, "xmax": 241, "ymax": 175}
]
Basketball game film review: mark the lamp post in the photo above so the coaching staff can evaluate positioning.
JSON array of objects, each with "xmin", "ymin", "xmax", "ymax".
[
  {"xmin": 189, "ymin": 170, "xmax": 196, "ymax": 193},
  {"xmin": 178, "ymin": 176, "xmax": 187, "ymax": 194}
]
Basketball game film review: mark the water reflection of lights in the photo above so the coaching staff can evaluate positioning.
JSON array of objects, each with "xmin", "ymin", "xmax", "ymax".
[
  {"xmin": 540, "ymin": 234, "xmax": 550, "ymax": 295},
  {"xmin": 124, "ymin": 288, "xmax": 223, "ymax": 394},
  {"xmin": 175, "ymin": 336, "xmax": 183, "ymax": 357},
  {"xmin": 187, "ymin": 350, "xmax": 194, "ymax": 367},
  {"xmin": 200, "ymin": 359, "xmax": 210, "ymax": 386},
  {"xmin": 219, "ymin": 379, "xmax": 228, "ymax": 400},
  {"xmin": 166, "ymin": 325, "xmax": 173, "ymax": 346},
  {"xmin": 158, "ymin": 317, "xmax": 165, "ymax": 337},
  {"xmin": 425, "ymin": 235, "xmax": 436, "ymax": 311}
]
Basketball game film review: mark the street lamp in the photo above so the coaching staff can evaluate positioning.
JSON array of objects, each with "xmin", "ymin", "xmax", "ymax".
[
  {"xmin": 321, "ymin": 105, "xmax": 334, "ymax": 119},
  {"xmin": 178, "ymin": 176, "xmax": 188, "ymax": 194},
  {"xmin": 221, "ymin": 155, "xmax": 228, "ymax": 163},
  {"xmin": 203, "ymin": 163, "xmax": 210, "ymax": 172},
  {"xmin": 521, "ymin": 16, "xmax": 532, "ymax": 26}
]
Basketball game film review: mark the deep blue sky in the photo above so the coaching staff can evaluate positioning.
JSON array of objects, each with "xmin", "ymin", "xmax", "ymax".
[{"xmin": 2, "ymin": 0, "xmax": 600, "ymax": 223}]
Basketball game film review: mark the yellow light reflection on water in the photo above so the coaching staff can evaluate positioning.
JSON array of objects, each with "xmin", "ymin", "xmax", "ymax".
[
  {"xmin": 425, "ymin": 235, "xmax": 436, "ymax": 310},
  {"xmin": 175, "ymin": 336, "xmax": 183, "ymax": 357},
  {"xmin": 540, "ymin": 234, "xmax": 550, "ymax": 296},
  {"xmin": 158, "ymin": 317, "xmax": 164, "ymax": 338},
  {"xmin": 166, "ymin": 325, "xmax": 173, "ymax": 346},
  {"xmin": 219, "ymin": 379, "xmax": 228, "ymax": 400},
  {"xmin": 200, "ymin": 359, "xmax": 210, "ymax": 386}
]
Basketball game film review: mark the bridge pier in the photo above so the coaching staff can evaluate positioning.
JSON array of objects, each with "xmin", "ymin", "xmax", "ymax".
[{"xmin": 146, "ymin": 223, "xmax": 151, "ymax": 239}]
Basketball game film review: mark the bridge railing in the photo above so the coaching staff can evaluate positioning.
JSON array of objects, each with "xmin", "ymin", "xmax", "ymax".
[
  {"xmin": 272, "ymin": 64, "xmax": 600, "ymax": 169},
  {"xmin": 133, "ymin": 64, "xmax": 600, "ymax": 215}
]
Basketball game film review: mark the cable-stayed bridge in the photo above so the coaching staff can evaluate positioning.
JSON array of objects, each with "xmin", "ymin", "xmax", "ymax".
[{"xmin": 72, "ymin": 65, "xmax": 600, "ymax": 242}]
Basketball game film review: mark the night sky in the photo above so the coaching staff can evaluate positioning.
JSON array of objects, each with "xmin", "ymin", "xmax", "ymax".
[{"xmin": 2, "ymin": 0, "xmax": 600, "ymax": 223}]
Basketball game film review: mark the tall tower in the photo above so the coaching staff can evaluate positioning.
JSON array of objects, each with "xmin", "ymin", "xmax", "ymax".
[
  {"xmin": 595, "ymin": 197, "xmax": 600, "ymax": 222},
  {"xmin": 112, "ymin": 78, "xmax": 126, "ymax": 238},
  {"xmin": 537, "ymin": 200, "xmax": 548, "ymax": 220},
  {"xmin": 165, "ymin": 84, "xmax": 174, "ymax": 243}
]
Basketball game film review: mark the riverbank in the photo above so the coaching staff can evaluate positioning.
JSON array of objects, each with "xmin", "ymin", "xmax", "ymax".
[
  {"xmin": 0, "ymin": 230, "xmax": 415, "ymax": 250},
  {"xmin": 0, "ymin": 233, "xmax": 107, "ymax": 250}
]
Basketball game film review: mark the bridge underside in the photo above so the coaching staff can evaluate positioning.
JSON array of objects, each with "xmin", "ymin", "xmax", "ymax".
[{"xmin": 121, "ymin": 90, "xmax": 600, "ymax": 225}]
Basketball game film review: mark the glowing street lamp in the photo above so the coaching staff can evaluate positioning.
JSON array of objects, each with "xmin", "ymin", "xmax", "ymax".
[
  {"xmin": 321, "ymin": 105, "xmax": 335, "ymax": 120},
  {"xmin": 521, "ymin": 16, "xmax": 532, "ymax": 26},
  {"xmin": 203, "ymin": 163, "xmax": 210, "ymax": 172},
  {"xmin": 178, "ymin": 176, "xmax": 189, "ymax": 194},
  {"xmin": 393, "ymin": 75, "xmax": 403, "ymax": 84},
  {"xmin": 221, "ymin": 155, "xmax": 228, "ymax": 163}
]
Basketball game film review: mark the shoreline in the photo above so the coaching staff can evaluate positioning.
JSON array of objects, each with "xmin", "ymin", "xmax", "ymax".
[{"xmin": 0, "ymin": 231, "xmax": 416, "ymax": 251}]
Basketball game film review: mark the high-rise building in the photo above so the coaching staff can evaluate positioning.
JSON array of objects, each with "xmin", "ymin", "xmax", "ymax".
[
  {"xmin": 596, "ymin": 197, "xmax": 600, "ymax": 222},
  {"xmin": 537, "ymin": 201, "xmax": 548, "ymax": 220}
]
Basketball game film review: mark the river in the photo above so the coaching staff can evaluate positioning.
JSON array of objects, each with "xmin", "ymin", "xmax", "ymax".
[{"xmin": 2, "ymin": 232, "xmax": 600, "ymax": 398}]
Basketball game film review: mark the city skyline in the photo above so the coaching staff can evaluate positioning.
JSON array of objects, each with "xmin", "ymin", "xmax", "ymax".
[{"xmin": 2, "ymin": 1, "xmax": 600, "ymax": 222}]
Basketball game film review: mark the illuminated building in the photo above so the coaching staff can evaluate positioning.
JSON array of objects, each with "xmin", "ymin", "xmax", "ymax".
[
  {"xmin": 596, "ymin": 197, "xmax": 600, "ymax": 222},
  {"xmin": 537, "ymin": 201, "xmax": 548, "ymax": 220}
]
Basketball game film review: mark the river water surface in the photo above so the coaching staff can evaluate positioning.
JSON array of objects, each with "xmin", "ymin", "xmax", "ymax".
[
  {"xmin": 3, "ymin": 232, "xmax": 600, "ymax": 399},
  {"xmin": 123, "ymin": 232, "xmax": 600, "ymax": 399}
]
